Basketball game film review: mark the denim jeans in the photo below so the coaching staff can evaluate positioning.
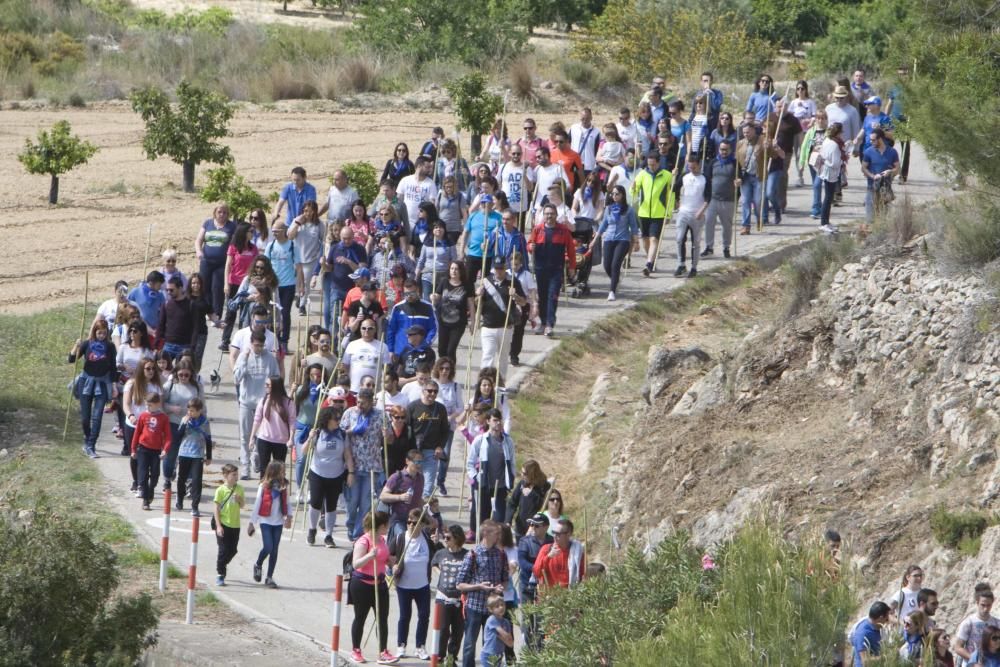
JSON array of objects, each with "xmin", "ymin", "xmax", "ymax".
[
  {"xmin": 536, "ymin": 268, "xmax": 563, "ymax": 328},
  {"xmin": 419, "ymin": 450, "xmax": 443, "ymax": 499},
  {"xmin": 462, "ymin": 608, "xmax": 490, "ymax": 667},
  {"xmin": 762, "ymin": 171, "xmax": 782, "ymax": 224},
  {"xmin": 740, "ymin": 175, "xmax": 762, "ymax": 228},
  {"xmin": 79, "ymin": 391, "xmax": 108, "ymax": 451},
  {"xmin": 809, "ymin": 166, "xmax": 822, "ymax": 216},
  {"xmin": 162, "ymin": 421, "xmax": 181, "ymax": 481},
  {"xmin": 256, "ymin": 523, "xmax": 283, "ymax": 579},
  {"xmin": 344, "ymin": 470, "xmax": 386, "ymax": 540},
  {"xmin": 322, "ymin": 275, "xmax": 348, "ymax": 339},
  {"xmin": 136, "ymin": 446, "xmax": 160, "ymax": 504},
  {"xmin": 821, "ymin": 179, "xmax": 839, "ymax": 225},
  {"xmin": 396, "ymin": 585, "xmax": 431, "ymax": 648}
]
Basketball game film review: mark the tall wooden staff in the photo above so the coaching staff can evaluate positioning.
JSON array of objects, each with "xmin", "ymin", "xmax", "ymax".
[
  {"xmin": 650, "ymin": 146, "xmax": 680, "ymax": 273},
  {"xmin": 759, "ymin": 83, "xmax": 792, "ymax": 231},
  {"xmin": 142, "ymin": 224, "xmax": 154, "ymax": 277},
  {"xmin": 369, "ymin": 470, "xmax": 381, "ymax": 652},
  {"xmin": 63, "ymin": 271, "xmax": 90, "ymax": 443}
]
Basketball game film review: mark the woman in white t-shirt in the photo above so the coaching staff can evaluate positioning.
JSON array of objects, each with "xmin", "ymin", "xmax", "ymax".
[
  {"xmin": 787, "ymin": 80, "xmax": 818, "ymax": 186},
  {"xmin": 571, "ymin": 172, "xmax": 606, "ymax": 228},
  {"xmin": 892, "ymin": 564, "xmax": 925, "ymax": 627}
]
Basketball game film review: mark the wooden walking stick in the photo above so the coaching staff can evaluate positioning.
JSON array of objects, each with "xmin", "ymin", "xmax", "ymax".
[
  {"xmin": 142, "ymin": 224, "xmax": 154, "ymax": 277},
  {"xmin": 369, "ymin": 470, "xmax": 381, "ymax": 651},
  {"xmin": 650, "ymin": 155, "xmax": 678, "ymax": 274},
  {"xmin": 759, "ymin": 83, "xmax": 792, "ymax": 232},
  {"xmin": 493, "ymin": 274, "xmax": 517, "ymax": 408},
  {"xmin": 63, "ymin": 271, "xmax": 90, "ymax": 443}
]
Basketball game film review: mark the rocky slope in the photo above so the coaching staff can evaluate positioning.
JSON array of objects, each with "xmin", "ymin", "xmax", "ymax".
[{"xmin": 601, "ymin": 250, "xmax": 1000, "ymax": 629}]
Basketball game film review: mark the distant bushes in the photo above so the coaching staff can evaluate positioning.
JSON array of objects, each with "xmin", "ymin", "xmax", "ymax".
[
  {"xmin": 0, "ymin": 0, "xmax": 396, "ymax": 102},
  {"xmin": 930, "ymin": 505, "xmax": 991, "ymax": 554}
]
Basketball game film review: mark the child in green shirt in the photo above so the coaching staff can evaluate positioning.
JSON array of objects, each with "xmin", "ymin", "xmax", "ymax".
[{"xmin": 213, "ymin": 463, "xmax": 245, "ymax": 586}]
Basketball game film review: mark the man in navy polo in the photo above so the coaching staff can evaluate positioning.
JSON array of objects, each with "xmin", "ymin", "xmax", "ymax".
[
  {"xmin": 272, "ymin": 166, "xmax": 316, "ymax": 225},
  {"xmin": 322, "ymin": 226, "xmax": 367, "ymax": 337}
]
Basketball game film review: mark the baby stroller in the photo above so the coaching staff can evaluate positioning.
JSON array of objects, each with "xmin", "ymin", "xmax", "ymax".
[{"xmin": 570, "ymin": 216, "xmax": 597, "ymax": 298}]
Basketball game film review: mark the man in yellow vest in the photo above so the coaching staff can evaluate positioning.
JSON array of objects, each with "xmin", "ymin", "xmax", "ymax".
[{"xmin": 633, "ymin": 151, "xmax": 675, "ymax": 276}]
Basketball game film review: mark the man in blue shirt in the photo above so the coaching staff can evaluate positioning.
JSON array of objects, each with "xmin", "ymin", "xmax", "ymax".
[
  {"xmin": 128, "ymin": 270, "xmax": 166, "ymax": 341},
  {"xmin": 855, "ymin": 97, "xmax": 895, "ymax": 157},
  {"xmin": 322, "ymin": 227, "xmax": 367, "ymax": 336},
  {"xmin": 851, "ymin": 601, "xmax": 890, "ymax": 666},
  {"xmin": 861, "ymin": 128, "xmax": 900, "ymax": 225},
  {"xmin": 460, "ymin": 193, "xmax": 502, "ymax": 283},
  {"xmin": 490, "ymin": 209, "xmax": 528, "ymax": 266},
  {"xmin": 272, "ymin": 166, "xmax": 316, "ymax": 225},
  {"xmin": 264, "ymin": 222, "xmax": 296, "ymax": 353}
]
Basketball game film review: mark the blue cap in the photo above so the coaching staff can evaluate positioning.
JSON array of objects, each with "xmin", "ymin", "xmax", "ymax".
[
  {"xmin": 349, "ymin": 267, "xmax": 371, "ymax": 280},
  {"xmin": 864, "ymin": 96, "xmax": 882, "ymax": 106},
  {"xmin": 480, "ymin": 194, "xmax": 493, "ymax": 204}
]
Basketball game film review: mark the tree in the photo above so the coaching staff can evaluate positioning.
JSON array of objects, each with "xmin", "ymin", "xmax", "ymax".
[
  {"xmin": 130, "ymin": 80, "xmax": 234, "ymax": 193},
  {"xmin": 340, "ymin": 161, "xmax": 378, "ymax": 206},
  {"xmin": 806, "ymin": 0, "xmax": 908, "ymax": 75},
  {"xmin": 200, "ymin": 162, "xmax": 265, "ymax": 222},
  {"xmin": 574, "ymin": 0, "xmax": 773, "ymax": 82},
  {"xmin": 446, "ymin": 72, "xmax": 503, "ymax": 156},
  {"xmin": 750, "ymin": 0, "xmax": 829, "ymax": 48},
  {"xmin": 349, "ymin": 0, "xmax": 529, "ymax": 67},
  {"xmin": 0, "ymin": 510, "xmax": 159, "ymax": 666},
  {"xmin": 17, "ymin": 120, "xmax": 98, "ymax": 204}
]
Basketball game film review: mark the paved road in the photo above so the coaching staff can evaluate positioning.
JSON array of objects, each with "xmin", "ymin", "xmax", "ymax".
[{"xmin": 92, "ymin": 146, "xmax": 944, "ymax": 665}]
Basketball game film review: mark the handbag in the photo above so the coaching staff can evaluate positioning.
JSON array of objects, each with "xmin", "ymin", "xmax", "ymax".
[{"xmin": 211, "ymin": 486, "xmax": 237, "ymax": 532}]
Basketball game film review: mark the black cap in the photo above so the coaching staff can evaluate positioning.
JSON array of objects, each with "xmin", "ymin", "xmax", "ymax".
[
  {"xmin": 526, "ymin": 513, "xmax": 550, "ymax": 526},
  {"xmin": 406, "ymin": 324, "xmax": 426, "ymax": 335},
  {"xmin": 493, "ymin": 256, "xmax": 507, "ymax": 268}
]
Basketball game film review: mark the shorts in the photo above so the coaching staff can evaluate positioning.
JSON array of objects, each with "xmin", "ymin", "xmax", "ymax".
[{"xmin": 639, "ymin": 216, "xmax": 663, "ymax": 239}]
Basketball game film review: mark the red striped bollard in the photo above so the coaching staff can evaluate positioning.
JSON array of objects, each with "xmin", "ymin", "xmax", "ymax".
[
  {"xmin": 185, "ymin": 515, "xmax": 200, "ymax": 624},
  {"xmin": 429, "ymin": 600, "xmax": 444, "ymax": 667},
  {"xmin": 159, "ymin": 487, "xmax": 172, "ymax": 592},
  {"xmin": 331, "ymin": 574, "xmax": 344, "ymax": 666}
]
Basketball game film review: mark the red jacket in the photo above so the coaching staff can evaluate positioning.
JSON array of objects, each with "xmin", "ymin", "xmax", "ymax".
[
  {"xmin": 533, "ymin": 540, "xmax": 586, "ymax": 590},
  {"xmin": 528, "ymin": 223, "xmax": 577, "ymax": 273},
  {"xmin": 131, "ymin": 410, "xmax": 172, "ymax": 455}
]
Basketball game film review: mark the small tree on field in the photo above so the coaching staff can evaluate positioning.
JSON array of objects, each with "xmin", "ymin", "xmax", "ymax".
[
  {"xmin": 446, "ymin": 73, "xmax": 503, "ymax": 156},
  {"xmin": 17, "ymin": 120, "xmax": 98, "ymax": 205},
  {"xmin": 0, "ymin": 509, "xmax": 159, "ymax": 666},
  {"xmin": 200, "ymin": 162, "xmax": 266, "ymax": 222},
  {"xmin": 130, "ymin": 80, "xmax": 234, "ymax": 193}
]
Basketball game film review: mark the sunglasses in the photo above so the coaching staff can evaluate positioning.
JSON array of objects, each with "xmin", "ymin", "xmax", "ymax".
[
  {"xmin": 165, "ymin": 259, "xmax": 176, "ymax": 264},
  {"xmin": 407, "ymin": 520, "xmax": 418, "ymax": 525},
  {"xmin": 549, "ymin": 497, "xmax": 561, "ymax": 503},
  {"xmin": 361, "ymin": 326, "xmax": 375, "ymax": 331},
  {"xmin": 523, "ymin": 126, "xmax": 534, "ymax": 130}
]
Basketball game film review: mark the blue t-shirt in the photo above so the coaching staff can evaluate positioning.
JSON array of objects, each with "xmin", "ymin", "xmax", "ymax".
[
  {"xmin": 861, "ymin": 112, "xmax": 894, "ymax": 152},
  {"xmin": 746, "ymin": 91, "xmax": 779, "ymax": 121},
  {"xmin": 264, "ymin": 238, "xmax": 297, "ymax": 287},
  {"xmin": 128, "ymin": 283, "xmax": 166, "ymax": 331},
  {"xmin": 970, "ymin": 650, "xmax": 1000, "ymax": 667},
  {"xmin": 280, "ymin": 181, "xmax": 317, "ymax": 224},
  {"xmin": 464, "ymin": 210, "xmax": 502, "ymax": 259},
  {"xmin": 482, "ymin": 614, "xmax": 511, "ymax": 663},
  {"xmin": 862, "ymin": 146, "xmax": 900, "ymax": 188},
  {"xmin": 851, "ymin": 618, "xmax": 881, "ymax": 667}
]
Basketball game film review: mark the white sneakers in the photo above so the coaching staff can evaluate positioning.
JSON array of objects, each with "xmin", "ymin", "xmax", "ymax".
[
  {"xmin": 820, "ymin": 224, "xmax": 839, "ymax": 235},
  {"xmin": 607, "ymin": 291, "xmax": 616, "ymax": 301}
]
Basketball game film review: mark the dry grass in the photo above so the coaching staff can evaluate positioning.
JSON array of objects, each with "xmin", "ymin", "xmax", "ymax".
[
  {"xmin": 338, "ymin": 55, "xmax": 379, "ymax": 93},
  {"xmin": 509, "ymin": 56, "xmax": 534, "ymax": 101},
  {"xmin": 267, "ymin": 62, "xmax": 320, "ymax": 101}
]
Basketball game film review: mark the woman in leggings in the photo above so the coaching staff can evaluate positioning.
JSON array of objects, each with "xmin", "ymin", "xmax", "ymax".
[
  {"xmin": 304, "ymin": 405, "xmax": 354, "ymax": 548},
  {"xmin": 590, "ymin": 185, "xmax": 639, "ymax": 302},
  {"xmin": 350, "ymin": 511, "xmax": 399, "ymax": 665}
]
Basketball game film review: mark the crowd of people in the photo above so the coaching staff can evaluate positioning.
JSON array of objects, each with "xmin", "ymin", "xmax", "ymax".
[
  {"xmin": 65, "ymin": 68, "xmax": 910, "ymax": 665},
  {"xmin": 837, "ymin": 540, "xmax": 1000, "ymax": 667}
]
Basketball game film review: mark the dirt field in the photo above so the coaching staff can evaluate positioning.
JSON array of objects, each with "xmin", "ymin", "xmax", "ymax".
[{"xmin": 0, "ymin": 104, "xmax": 565, "ymax": 314}]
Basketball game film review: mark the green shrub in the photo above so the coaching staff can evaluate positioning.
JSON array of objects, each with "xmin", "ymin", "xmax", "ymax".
[
  {"xmin": 0, "ymin": 32, "xmax": 43, "ymax": 70},
  {"xmin": 201, "ymin": 163, "xmax": 266, "ymax": 222},
  {"xmin": 35, "ymin": 31, "xmax": 85, "ymax": 76},
  {"xmin": 0, "ymin": 510, "xmax": 159, "ymax": 666},
  {"xmin": 521, "ymin": 531, "xmax": 715, "ymax": 666},
  {"xmin": 806, "ymin": 0, "xmax": 908, "ymax": 75},
  {"xmin": 340, "ymin": 161, "xmax": 378, "ymax": 206},
  {"xmin": 750, "ymin": 0, "xmax": 829, "ymax": 48},
  {"xmin": 575, "ymin": 0, "xmax": 773, "ymax": 82},
  {"xmin": 930, "ymin": 505, "xmax": 989, "ymax": 549},
  {"xmin": 619, "ymin": 521, "xmax": 856, "ymax": 666}
]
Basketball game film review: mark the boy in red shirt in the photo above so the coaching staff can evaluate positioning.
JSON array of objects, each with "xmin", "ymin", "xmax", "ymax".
[{"xmin": 131, "ymin": 393, "xmax": 171, "ymax": 511}]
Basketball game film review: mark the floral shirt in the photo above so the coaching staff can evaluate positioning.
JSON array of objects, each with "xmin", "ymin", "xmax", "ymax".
[{"xmin": 340, "ymin": 405, "xmax": 386, "ymax": 473}]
